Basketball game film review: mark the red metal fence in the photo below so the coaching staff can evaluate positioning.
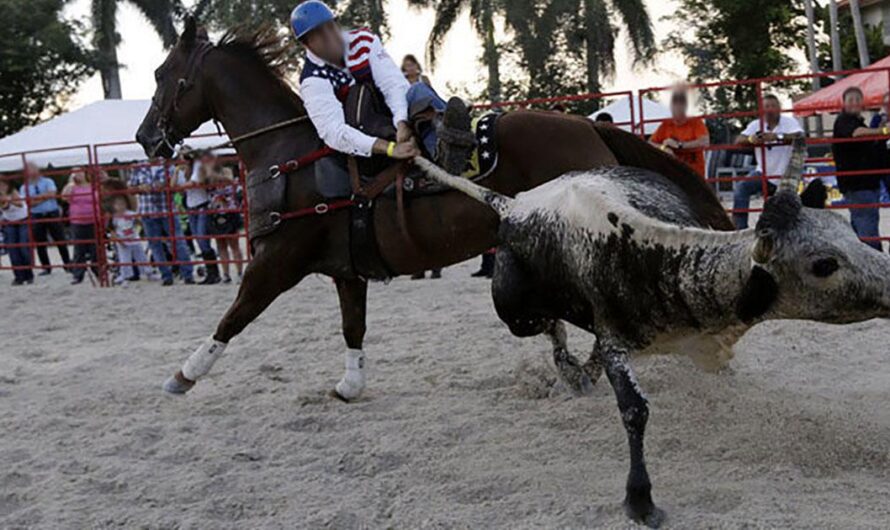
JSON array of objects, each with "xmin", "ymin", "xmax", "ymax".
[{"xmin": 3, "ymin": 68, "xmax": 890, "ymax": 285}]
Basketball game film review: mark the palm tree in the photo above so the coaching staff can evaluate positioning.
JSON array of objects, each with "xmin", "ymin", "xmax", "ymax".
[
  {"xmin": 407, "ymin": 0, "xmax": 503, "ymax": 102},
  {"xmin": 848, "ymin": 0, "xmax": 871, "ymax": 67},
  {"xmin": 90, "ymin": 0, "xmax": 183, "ymax": 99}
]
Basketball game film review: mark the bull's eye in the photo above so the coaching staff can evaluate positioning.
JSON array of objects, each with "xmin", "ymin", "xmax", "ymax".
[{"xmin": 812, "ymin": 257, "xmax": 839, "ymax": 278}]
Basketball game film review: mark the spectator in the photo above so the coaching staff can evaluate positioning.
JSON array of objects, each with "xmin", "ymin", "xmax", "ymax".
[
  {"xmin": 180, "ymin": 150, "xmax": 221, "ymax": 285},
  {"xmin": 0, "ymin": 178, "xmax": 34, "ymax": 285},
  {"xmin": 403, "ymin": 54, "xmax": 443, "ymax": 280},
  {"xmin": 61, "ymin": 168, "xmax": 99, "ymax": 284},
  {"xmin": 129, "ymin": 159, "xmax": 195, "ymax": 286},
  {"xmin": 649, "ymin": 89, "xmax": 710, "ymax": 177},
  {"xmin": 402, "ymin": 54, "xmax": 447, "ymax": 157},
  {"xmin": 832, "ymin": 86, "xmax": 885, "ymax": 251},
  {"xmin": 20, "ymin": 162, "xmax": 71, "ymax": 274},
  {"xmin": 867, "ymin": 92, "xmax": 890, "ymax": 203},
  {"xmin": 594, "ymin": 112, "xmax": 614, "ymax": 125},
  {"xmin": 208, "ymin": 166, "xmax": 244, "ymax": 284},
  {"xmin": 109, "ymin": 195, "xmax": 152, "ymax": 284},
  {"xmin": 732, "ymin": 94, "xmax": 804, "ymax": 229}
]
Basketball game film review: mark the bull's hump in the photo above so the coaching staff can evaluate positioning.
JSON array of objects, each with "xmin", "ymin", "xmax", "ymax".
[{"xmin": 507, "ymin": 168, "xmax": 739, "ymax": 250}]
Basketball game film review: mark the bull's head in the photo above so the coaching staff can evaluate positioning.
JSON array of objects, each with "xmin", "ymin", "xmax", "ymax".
[
  {"xmin": 136, "ymin": 16, "xmax": 213, "ymax": 158},
  {"xmin": 740, "ymin": 139, "xmax": 890, "ymax": 324}
]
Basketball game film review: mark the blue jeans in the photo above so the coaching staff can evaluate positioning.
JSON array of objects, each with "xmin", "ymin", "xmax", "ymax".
[
  {"xmin": 844, "ymin": 189, "xmax": 882, "ymax": 251},
  {"xmin": 2, "ymin": 223, "xmax": 33, "ymax": 283},
  {"xmin": 732, "ymin": 170, "xmax": 770, "ymax": 230},
  {"xmin": 406, "ymin": 82, "xmax": 447, "ymax": 157},
  {"xmin": 188, "ymin": 210, "xmax": 213, "ymax": 254},
  {"xmin": 142, "ymin": 215, "xmax": 194, "ymax": 281}
]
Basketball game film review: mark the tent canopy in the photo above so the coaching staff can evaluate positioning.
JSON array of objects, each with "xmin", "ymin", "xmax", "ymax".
[
  {"xmin": 589, "ymin": 97, "xmax": 671, "ymax": 135},
  {"xmin": 0, "ymin": 99, "xmax": 229, "ymax": 172},
  {"xmin": 793, "ymin": 55, "xmax": 890, "ymax": 115}
]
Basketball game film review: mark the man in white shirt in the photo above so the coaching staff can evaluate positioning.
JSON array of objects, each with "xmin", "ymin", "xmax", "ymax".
[
  {"xmin": 733, "ymin": 94, "xmax": 804, "ymax": 229},
  {"xmin": 291, "ymin": 1, "xmax": 473, "ymax": 175}
]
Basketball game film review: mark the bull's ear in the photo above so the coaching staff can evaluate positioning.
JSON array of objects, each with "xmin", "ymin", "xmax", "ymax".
[
  {"xmin": 735, "ymin": 265, "xmax": 778, "ymax": 323},
  {"xmin": 181, "ymin": 15, "xmax": 197, "ymax": 47}
]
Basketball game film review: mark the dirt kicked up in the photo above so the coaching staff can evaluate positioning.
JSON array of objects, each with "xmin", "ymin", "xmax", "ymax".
[{"xmin": 1, "ymin": 259, "xmax": 889, "ymax": 529}]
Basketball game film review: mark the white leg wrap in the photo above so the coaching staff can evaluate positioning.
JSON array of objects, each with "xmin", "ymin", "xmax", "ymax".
[
  {"xmin": 335, "ymin": 349, "xmax": 366, "ymax": 400},
  {"xmin": 181, "ymin": 338, "xmax": 227, "ymax": 381}
]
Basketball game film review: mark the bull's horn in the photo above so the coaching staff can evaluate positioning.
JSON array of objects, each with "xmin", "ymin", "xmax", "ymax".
[{"xmin": 776, "ymin": 136, "xmax": 807, "ymax": 194}]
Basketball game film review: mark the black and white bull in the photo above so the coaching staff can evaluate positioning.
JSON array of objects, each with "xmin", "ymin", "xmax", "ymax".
[{"xmin": 414, "ymin": 142, "xmax": 890, "ymax": 527}]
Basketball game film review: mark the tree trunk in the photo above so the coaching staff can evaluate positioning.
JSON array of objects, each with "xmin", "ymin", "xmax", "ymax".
[
  {"xmin": 803, "ymin": 0, "xmax": 821, "ymax": 91},
  {"xmin": 583, "ymin": 0, "xmax": 602, "ymax": 104},
  {"xmin": 829, "ymin": 0, "xmax": 843, "ymax": 73},
  {"xmin": 481, "ymin": 5, "xmax": 501, "ymax": 103},
  {"xmin": 849, "ymin": 0, "xmax": 871, "ymax": 67}
]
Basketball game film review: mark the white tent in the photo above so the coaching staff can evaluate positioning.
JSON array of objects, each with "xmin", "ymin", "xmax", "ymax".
[
  {"xmin": 0, "ymin": 100, "xmax": 230, "ymax": 172},
  {"xmin": 589, "ymin": 97, "xmax": 672, "ymax": 135}
]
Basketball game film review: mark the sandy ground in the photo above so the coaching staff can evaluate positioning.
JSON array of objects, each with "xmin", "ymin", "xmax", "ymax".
[{"xmin": 1, "ymin": 249, "xmax": 889, "ymax": 529}]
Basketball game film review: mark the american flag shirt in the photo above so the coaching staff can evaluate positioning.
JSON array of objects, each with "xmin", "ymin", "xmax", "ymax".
[{"xmin": 299, "ymin": 28, "xmax": 409, "ymax": 157}]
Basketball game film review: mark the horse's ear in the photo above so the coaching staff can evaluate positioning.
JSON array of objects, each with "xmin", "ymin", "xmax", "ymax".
[{"xmin": 181, "ymin": 15, "xmax": 197, "ymax": 47}]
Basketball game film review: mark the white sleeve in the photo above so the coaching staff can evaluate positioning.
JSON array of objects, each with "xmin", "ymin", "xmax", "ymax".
[
  {"xmin": 367, "ymin": 35, "xmax": 410, "ymax": 127},
  {"xmin": 301, "ymin": 76, "xmax": 378, "ymax": 157},
  {"xmin": 741, "ymin": 120, "xmax": 759, "ymax": 136}
]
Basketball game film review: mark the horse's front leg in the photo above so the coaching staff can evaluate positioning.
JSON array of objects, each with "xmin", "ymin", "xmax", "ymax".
[
  {"xmin": 163, "ymin": 246, "xmax": 306, "ymax": 394},
  {"xmin": 596, "ymin": 334, "xmax": 664, "ymax": 528},
  {"xmin": 332, "ymin": 277, "xmax": 368, "ymax": 401}
]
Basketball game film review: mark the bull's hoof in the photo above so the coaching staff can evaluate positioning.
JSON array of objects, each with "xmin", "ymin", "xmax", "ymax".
[
  {"xmin": 163, "ymin": 371, "xmax": 195, "ymax": 395},
  {"xmin": 623, "ymin": 495, "xmax": 665, "ymax": 529},
  {"xmin": 554, "ymin": 354, "xmax": 595, "ymax": 397}
]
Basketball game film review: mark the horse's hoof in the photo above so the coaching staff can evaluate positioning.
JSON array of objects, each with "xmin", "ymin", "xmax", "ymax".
[
  {"xmin": 329, "ymin": 388, "xmax": 352, "ymax": 403},
  {"xmin": 163, "ymin": 371, "xmax": 195, "ymax": 395},
  {"xmin": 623, "ymin": 498, "xmax": 665, "ymax": 529}
]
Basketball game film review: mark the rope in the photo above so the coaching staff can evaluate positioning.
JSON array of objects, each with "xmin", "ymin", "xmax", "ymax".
[{"xmin": 196, "ymin": 115, "xmax": 312, "ymax": 154}]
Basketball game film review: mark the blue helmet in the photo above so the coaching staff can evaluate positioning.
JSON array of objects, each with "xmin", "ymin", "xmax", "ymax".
[{"xmin": 291, "ymin": 1, "xmax": 335, "ymax": 40}]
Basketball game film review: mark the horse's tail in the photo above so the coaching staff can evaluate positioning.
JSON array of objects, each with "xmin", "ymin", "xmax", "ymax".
[{"xmin": 414, "ymin": 158, "xmax": 512, "ymax": 218}]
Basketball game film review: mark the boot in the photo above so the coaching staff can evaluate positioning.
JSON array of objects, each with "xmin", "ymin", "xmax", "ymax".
[
  {"xmin": 471, "ymin": 252, "xmax": 495, "ymax": 278},
  {"xmin": 436, "ymin": 97, "xmax": 476, "ymax": 175},
  {"xmin": 199, "ymin": 250, "xmax": 221, "ymax": 285}
]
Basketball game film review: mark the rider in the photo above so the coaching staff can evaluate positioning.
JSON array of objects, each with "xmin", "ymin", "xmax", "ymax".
[{"xmin": 290, "ymin": 1, "xmax": 474, "ymax": 175}]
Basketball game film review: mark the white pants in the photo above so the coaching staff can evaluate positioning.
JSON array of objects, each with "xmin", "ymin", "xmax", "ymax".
[{"xmin": 115, "ymin": 241, "xmax": 151, "ymax": 279}]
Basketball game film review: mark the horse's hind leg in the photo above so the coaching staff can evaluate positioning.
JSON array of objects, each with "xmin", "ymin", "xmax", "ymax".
[
  {"xmin": 163, "ymin": 248, "xmax": 306, "ymax": 394},
  {"xmin": 332, "ymin": 277, "xmax": 368, "ymax": 401}
]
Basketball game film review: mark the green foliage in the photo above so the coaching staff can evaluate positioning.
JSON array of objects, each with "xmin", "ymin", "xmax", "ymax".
[
  {"xmin": 198, "ymin": 0, "xmax": 387, "ymax": 36},
  {"xmin": 1, "ymin": 0, "xmax": 94, "ymax": 137},
  {"xmin": 664, "ymin": 0, "xmax": 805, "ymax": 118},
  {"xmin": 816, "ymin": 8, "xmax": 888, "ymax": 73},
  {"xmin": 499, "ymin": 0, "xmax": 654, "ymax": 113}
]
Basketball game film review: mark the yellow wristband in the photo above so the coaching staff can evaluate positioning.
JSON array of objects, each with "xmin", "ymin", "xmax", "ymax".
[
  {"xmin": 883, "ymin": 127, "xmax": 889, "ymax": 136},
  {"xmin": 386, "ymin": 141, "xmax": 396, "ymax": 158}
]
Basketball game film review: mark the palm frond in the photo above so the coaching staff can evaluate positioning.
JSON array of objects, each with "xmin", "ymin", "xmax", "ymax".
[
  {"xmin": 608, "ymin": 0, "xmax": 655, "ymax": 64},
  {"xmin": 128, "ymin": 0, "xmax": 180, "ymax": 48},
  {"xmin": 427, "ymin": 0, "xmax": 466, "ymax": 67}
]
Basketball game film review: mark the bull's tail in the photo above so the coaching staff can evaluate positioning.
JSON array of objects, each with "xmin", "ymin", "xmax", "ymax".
[{"xmin": 413, "ymin": 158, "xmax": 512, "ymax": 218}]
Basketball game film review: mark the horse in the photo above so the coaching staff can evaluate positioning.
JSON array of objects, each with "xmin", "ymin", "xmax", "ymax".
[{"xmin": 136, "ymin": 18, "xmax": 731, "ymax": 524}]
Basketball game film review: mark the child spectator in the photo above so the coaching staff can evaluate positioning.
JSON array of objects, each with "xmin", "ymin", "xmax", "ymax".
[
  {"xmin": 109, "ymin": 195, "xmax": 152, "ymax": 283},
  {"xmin": 208, "ymin": 167, "xmax": 244, "ymax": 284},
  {"xmin": 0, "ymin": 178, "xmax": 34, "ymax": 285}
]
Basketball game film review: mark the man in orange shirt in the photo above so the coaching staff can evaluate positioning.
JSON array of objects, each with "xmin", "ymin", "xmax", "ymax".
[{"xmin": 649, "ymin": 89, "xmax": 710, "ymax": 176}]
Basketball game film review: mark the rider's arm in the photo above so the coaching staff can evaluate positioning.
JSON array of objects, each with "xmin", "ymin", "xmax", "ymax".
[
  {"xmin": 365, "ymin": 33, "xmax": 410, "ymax": 128},
  {"xmin": 301, "ymin": 76, "xmax": 380, "ymax": 157}
]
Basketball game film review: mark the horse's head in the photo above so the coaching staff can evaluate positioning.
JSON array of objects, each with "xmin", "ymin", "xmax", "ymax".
[{"xmin": 137, "ymin": 16, "xmax": 214, "ymax": 158}]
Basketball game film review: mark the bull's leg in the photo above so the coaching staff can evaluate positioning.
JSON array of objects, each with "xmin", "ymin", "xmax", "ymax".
[
  {"xmin": 596, "ymin": 334, "xmax": 664, "ymax": 528},
  {"xmin": 545, "ymin": 320, "xmax": 594, "ymax": 396},
  {"xmin": 332, "ymin": 277, "xmax": 368, "ymax": 401},
  {"xmin": 163, "ymin": 248, "xmax": 306, "ymax": 395}
]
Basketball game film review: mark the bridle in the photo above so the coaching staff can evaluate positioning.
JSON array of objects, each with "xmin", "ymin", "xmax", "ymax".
[
  {"xmin": 152, "ymin": 37, "xmax": 311, "ymax": 158},
  {"xmin": 154, "ymin": 38, "xmax": 214, "ymax": 155}
]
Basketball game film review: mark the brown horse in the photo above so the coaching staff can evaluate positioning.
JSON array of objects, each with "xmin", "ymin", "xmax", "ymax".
[{"xmin": 137, "ymin": 19, "xmax": 731, "ymax": 525}]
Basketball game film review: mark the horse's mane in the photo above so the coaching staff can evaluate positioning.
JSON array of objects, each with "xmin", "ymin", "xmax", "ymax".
[
  {"xmin": 592, "ymin": 124, "xmax": 735, "ymax": 231},
  {"xmin": 216, "ymin": 24, "xmax": 295, "ymax": 85}
]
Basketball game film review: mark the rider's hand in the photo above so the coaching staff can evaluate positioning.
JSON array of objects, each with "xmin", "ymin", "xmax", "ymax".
[
  {"xmin": 396, "ymin": 121, "xmax": 413, "ymax": 144},
  {"xmin": 663, "ymin": 138, "xmax": 680, "ymax": 149},
  {"xmin": 390, "ymin": 140, "xmax": 420, "ymax": 160}
]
